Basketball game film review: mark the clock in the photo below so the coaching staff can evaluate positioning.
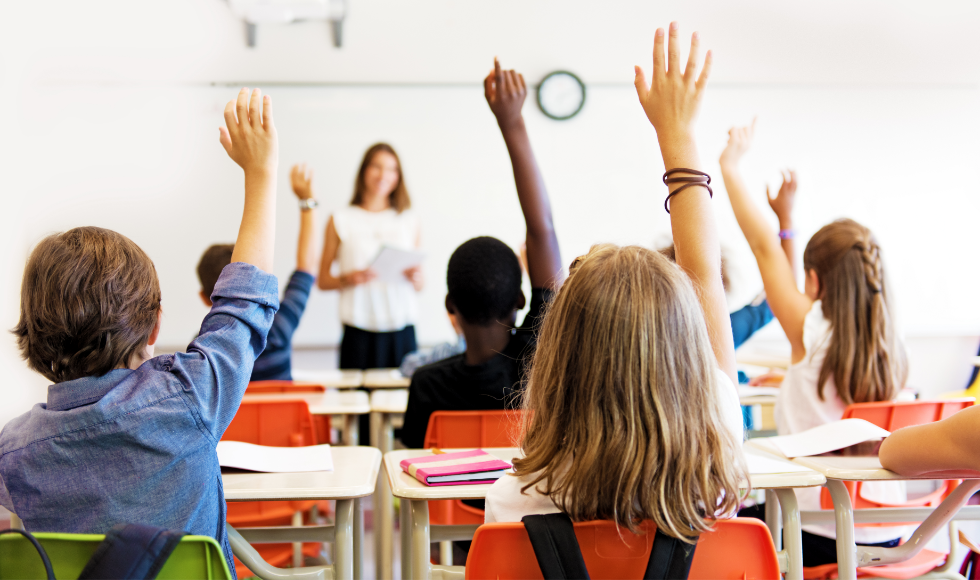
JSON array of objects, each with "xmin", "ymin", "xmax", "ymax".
[{"xmin": 536, "ymin": 71, "xmax": 586, "ymax": 120}]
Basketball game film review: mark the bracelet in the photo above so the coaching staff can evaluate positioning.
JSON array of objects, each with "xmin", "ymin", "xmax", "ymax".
[
  {"xmin": 662, "ymin": 168, "xmax": 713, "ymax": 214},
  {"xmin": 778, "ymin": 229, "xmax": 795, "ymax": 240}
]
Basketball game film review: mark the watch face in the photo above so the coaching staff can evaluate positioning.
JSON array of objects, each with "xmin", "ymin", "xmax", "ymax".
[{"xmin": 537, "ymin": 71, "xmax": 586, "ymax": 120}]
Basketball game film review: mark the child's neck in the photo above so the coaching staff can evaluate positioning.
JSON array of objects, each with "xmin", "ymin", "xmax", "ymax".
[{"xmin": 460, "ymin": 320, "xmax": 513, "ymax": 366}]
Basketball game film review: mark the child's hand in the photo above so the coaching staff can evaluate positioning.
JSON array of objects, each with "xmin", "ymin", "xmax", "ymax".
[
  {"xmin": 634, "ymin": 22, "xmax": 711, "ymax": 143},
  {"xmin": 720, "ymin": 120, "xmax": 755, "ymax": 168},
  {"xmin": 767, "ymin": 170, "xmax": 798, "ymax": 227},
  {"xmin": 291, "ymin": 163, "xmax": 314, "ymax": 200},
  {"xmin": 219, "ymin": 88, "xmax": 278, "ymax": 175},
  {"xmin": 484, "ymin": 58, "xmax": 527, "ymax": 130}
]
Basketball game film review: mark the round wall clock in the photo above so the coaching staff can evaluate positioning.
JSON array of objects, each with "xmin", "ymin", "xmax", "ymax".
[{"xmin": 536, "ymin": 71, "xmax": 586, "ymax": 120}]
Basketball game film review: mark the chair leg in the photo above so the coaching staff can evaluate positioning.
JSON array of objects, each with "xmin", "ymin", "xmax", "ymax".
[
  {"xmin": 439, "ymin": 541, "xmax": 453, "ymax": 566},
  {"xmin": 293, "ymin": 510, "xmax": 303, "ymax": 568}
]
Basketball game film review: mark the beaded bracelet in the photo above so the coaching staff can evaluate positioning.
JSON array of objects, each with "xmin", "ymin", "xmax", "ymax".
[
  {"xmin": 778, "ymin": 229, "xmax": 795, "ymax": 240},
  {"xmin": 663, "ymin": 168, "xmax": 713, "ymax": 214}
]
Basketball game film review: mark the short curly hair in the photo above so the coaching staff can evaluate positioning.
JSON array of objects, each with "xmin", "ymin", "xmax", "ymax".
[
  {"xmin": 446, "ymin": 237, "xmax": 522, "ymax": 325},
  {"xmin": 197, "ymin": 244, "xmax": 235, "ymax": 300},
  {"xmin": 13, "ymin": 227, "xmax": 161, "ymax": 383}
]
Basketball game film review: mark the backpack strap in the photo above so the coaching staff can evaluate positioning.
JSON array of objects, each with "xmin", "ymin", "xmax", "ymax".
[
  {"xmin": 77, "ymin": 523, "xmax": 187, "ymax": 580},
  {"xmin": 643, "ymin": 529, "xmax": 697, "ymax": 580},
  {"xmin": 522, "ymin": 513, "xmax": 591, "ymax": 580},
  {"xmin": 0, "ymin": 529, "xmax": 56, "ymax": 580}
]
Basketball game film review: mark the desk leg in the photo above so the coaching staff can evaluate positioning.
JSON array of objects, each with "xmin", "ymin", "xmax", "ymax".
[
  {"xmin": 401, "ymin": 497, "xmax": 412, "ymax": 580},
  {"xmin": 374, "ymin": 413, "xmax": 394, "ymax": 580},
  {"xmin": 410, "ymin": 499, "xmax": 431, "ymax": 580},
  {"xmin": 765, "ymin": 489, "xmax": 782, "ymax": 551},
  {"xmin": 827, "ymin": 480, "xmax": 857, "ymax": 580},
  {"xmin": 354, "ymin": 497, "xmax": 363, "ymax": 580},
  {"xmin": 344, "ymin": 414, "xmax": 360, "ymax": 446},
  {"xmin": 774, "ymin": 488, "xmax": 803, "ymax": 580},
  {"xmin": 335, "ymin": 498, "xmax": 355, "ymax": 580}
]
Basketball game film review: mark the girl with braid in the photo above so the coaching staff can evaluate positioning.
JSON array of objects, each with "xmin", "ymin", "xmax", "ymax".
[{"xmin": 719, "ymin": 122, "xmax": 908, "ymax": 566}]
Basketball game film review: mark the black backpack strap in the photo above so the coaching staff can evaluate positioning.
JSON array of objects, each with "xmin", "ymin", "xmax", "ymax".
[
  {"xmin": 644, "ymin": 529, "xmax": 698, "ymax": 580},
  {"xmin": 521, "ymin": 513, "xmax": 591, "ymax": 580},
  {"xmin": 0, "ymin": 528, "xmax": 56, "ymax": 580},
  {"xmin": 77, "ymin": 523, "xmax": 187, "ymax": 580}
]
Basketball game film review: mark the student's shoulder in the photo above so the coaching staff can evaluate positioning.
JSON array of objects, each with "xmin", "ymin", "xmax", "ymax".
[{"xmin": 410, "ymin": 354, "xmax": 466, "ymax": 392}]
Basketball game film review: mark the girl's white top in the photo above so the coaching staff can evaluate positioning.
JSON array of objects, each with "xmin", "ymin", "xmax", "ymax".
[
  {"xmin": 332, "ymin": 205, "xmax": 419, "ymax": 332},
  {"xmin": 776, "ymin": 300, "xmax": 905, "ymax": 543},
  {"xmin": 485, "ymin": 368, "xmax": 743, "ymax": 524}
]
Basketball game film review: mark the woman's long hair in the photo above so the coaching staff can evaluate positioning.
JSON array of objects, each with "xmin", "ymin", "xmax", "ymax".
[
  {"xmin": 513, "ymin": 244, "xmax": 746, "ymax": 541},
  {"xmin": 349, "ymin": 143, "xmax": 411, "ymax": 213},
  {"xmin": 803, "ymin": 219, "xmax": 907, "ymax": 404}
]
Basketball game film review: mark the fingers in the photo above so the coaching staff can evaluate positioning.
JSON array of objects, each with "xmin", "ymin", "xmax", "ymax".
[
  {"xmin": 695, "ymin": 49, "xmax": 712, "ymax": 90},
  {"xmin": 633, "ymin": 66, "xmax": 649, "ymax": 102},
  {"xmin": 248, "ymin": 88, "xmax": 262, "ymax": 129},
  {"xmin": 503, "ymin": 69, "xmax": 515, "ymax": 96},
  {"xmin": 517, "ymin": 72, "xmax": 526, "ymax": 95},
  {"xmin": 218, "ymin": 127, "xmax": 232, "ymax": 155},
  {"xmin": 222, "ymin": 99, "xmax": 238, "ymax": 140},
  {"xmin": 684, "ymin": 31, "xmax": 700, "ymax": 83},
  {"xmin": 235, "ymin": 88, "xmax": 249, "ymax": 130},
  {"xmin": 494, "ymin": 58, "xmax": 503, "ymax": 98},
  {"xmin": 261, "ymin": 93, "xmax": 274, "ymax": 131},
  {"xmin": 667, "ymin": 21, "xmax": 680, "ymax": 74},
  {"xmin": 652, "ymin": 28, "xmax": 665, "ymax": 77},
  {"xmin": 484, "ymin": 70, "xmax": 495, "ymax": 102}
]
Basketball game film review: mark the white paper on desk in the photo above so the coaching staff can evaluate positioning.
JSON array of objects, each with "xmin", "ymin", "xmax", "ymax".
[
  {"xmin": 217, "ymin": 441, "xmax": 334, "ymax": 473},
  {"xmin": 737, "ymin": 386, "xmax": 781, "ymax": 398},
  {"xmin": 745, "ymin": 452, "xmax": 814, "ymax": 474},
  {"xmin": 369, "ymin": 246, "xmax": 426, "ymax": 283},
  {"xmin": 767, "ymin": 419, "xmax": 890, "ymax": 458}
]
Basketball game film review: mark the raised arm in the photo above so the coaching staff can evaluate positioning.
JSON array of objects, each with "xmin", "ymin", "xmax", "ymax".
[
  {"xmin": 880, "ymin": 406, "xmax": 980, "ymax": 476},
  {"xmin": 634, "ymin": 23, "xmax": 735, "ymax": 382},
  {"xmin": 719, "ymin": 123, "xmax": 811, "ymax": 358},
  {"xmin": 768, "ymin": 170, "xmax": 798, "ymax": 273},
  {"xmin": 219, "ymin": 88, "xmax": 278, "ymax": 273},
  {"xmin": 485, "ymin": 58, "xmax": 563, "ymax": 290},
  {"xmin": 290, "ymin": 163, "xmax": 319, "ymax": 275}
]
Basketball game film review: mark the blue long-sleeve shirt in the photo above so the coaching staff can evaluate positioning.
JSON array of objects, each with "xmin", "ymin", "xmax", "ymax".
[
  {"xmin": 250, "ymin": 270, "xmax": 314, "ymax": 381},
  {"xmin": 0, "ymin": 262, "xmax": 279, "ymax": 573}
]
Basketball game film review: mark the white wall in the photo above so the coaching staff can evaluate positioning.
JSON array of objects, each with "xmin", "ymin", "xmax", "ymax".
[{"xmin": 1, "ymin": 1, "xmax": 979, "ymax": 427}]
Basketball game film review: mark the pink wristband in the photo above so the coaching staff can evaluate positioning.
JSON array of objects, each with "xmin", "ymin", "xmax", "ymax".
[{"xmin": 778, "ymin": 229, "xmax": 795, "ymax": 240}]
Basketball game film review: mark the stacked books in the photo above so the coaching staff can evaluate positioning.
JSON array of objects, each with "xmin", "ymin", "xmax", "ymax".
[{"xmin": 400, "ymin": 449, "xmax": 512, "ymax": 486}]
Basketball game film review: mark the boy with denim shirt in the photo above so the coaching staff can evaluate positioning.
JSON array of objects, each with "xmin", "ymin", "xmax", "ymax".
[{"xmin": 0, "ymin": 88, "xmax": 279, "ymax": 572}]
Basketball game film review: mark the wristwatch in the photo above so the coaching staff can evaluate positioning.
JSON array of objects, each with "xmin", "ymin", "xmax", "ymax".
[{"xmin": 299, "ymin": 198, "xmax": 319, "ymax": 211}]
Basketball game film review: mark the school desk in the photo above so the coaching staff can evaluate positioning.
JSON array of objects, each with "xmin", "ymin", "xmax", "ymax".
[
  {"xmin": 750, "ymin": 439, "xmax": 980, "ymax": 580},
  {"xmin": 241, "ymin": 389, "xmax": 370, "ymax": 445},
  {"xmin": 369, "ymin": 388, "xmax": 409, "ymax": 580},
  {"xmin": 223, "ymin": 445, "xmax": 381, "ymax": 580},
  {"xmin": 362, "ymin": 368, "xmax": 412, "ymax": 389},
  {"xmin": 385, "ymin": 446, "xmax": 825, "ymax": 580},
  {"xmin": 290, "ymin": 368, "xmax": 365, "ymax": 389}
]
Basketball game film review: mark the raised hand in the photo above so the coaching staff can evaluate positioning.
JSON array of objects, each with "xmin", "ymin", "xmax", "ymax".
[
  {"xmin": 634, "ymin": 22, "xmax": 711, "ymax": 143},
  {"xmin": 219, "ymin": 88, "xmax": 278, "ymax": 175},
  {"xmin": 767, "ymin": 170, "xmax": 798, "ymax": 227},
  {"xmin": 484, "ymin": 58, "xmax": 527, "ymax": 130},
  {"xmin": 720, "ymin": 120, "xmax": 756, "ymax": 168},
  {"xmin": 291, "ymin": 163, "xmax": 314, "ymax": 200}
]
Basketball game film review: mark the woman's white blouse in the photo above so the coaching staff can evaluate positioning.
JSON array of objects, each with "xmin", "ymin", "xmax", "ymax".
[{"xmin": 332, "ymin": 206, "xmax": 419, "ymax": 332}]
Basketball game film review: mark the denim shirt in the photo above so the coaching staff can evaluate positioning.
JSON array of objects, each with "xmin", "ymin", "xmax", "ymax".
[{"xmin": 0, "ymin": 262, "xmax": 278, "ymax": 573}]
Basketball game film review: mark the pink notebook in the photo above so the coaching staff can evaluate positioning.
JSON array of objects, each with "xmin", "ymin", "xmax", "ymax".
[{"xmin": 399, "ymin": 449, "xmax": 513, "ymax": 486}]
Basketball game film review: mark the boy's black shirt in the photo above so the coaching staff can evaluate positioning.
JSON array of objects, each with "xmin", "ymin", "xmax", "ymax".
[{"xmin": 399, "ymin": 288, "xmax": 553, "ymax": 449}]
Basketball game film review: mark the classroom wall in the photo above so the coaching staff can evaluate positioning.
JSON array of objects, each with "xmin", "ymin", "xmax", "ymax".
[{"xmin": 1, "ymin": 1, "xmax": 978, "ymax": 427}]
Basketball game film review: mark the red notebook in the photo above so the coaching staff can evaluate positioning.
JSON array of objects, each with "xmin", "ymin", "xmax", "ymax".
[{"xmin": 399, "ymin": 449, "xmax": 512, "ymax": 486}]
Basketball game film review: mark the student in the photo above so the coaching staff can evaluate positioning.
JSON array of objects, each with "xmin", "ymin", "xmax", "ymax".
[
  {"xmin": 399, "ymin": 58, "xmax": 563, "ymax": 449},
  {"xmin": 720, "ymin": 121, "xmax": 908, "ymax": 564},
  {"xmin": 196, "ymin": 162, "xmax": 319, "ymax": 381},
  {"xmin": 0, "ymin": 88, "xmax": 279, "ymax": 573},
  {"xmin": 485, "ymin": 24, "xmax": 746, "ymax": 543},
  {"xmin": 880, "ymin": 405, "xmax": 980, "ymax": 475}
]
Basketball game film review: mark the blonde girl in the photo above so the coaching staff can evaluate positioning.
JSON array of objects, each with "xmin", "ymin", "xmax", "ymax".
[
  {"xmin": 485, "ymin": 22, "xmax": 747, "ymax": 543},
  {"xmin": 719, "ymin": 123, "xmax": 908, "ymax": 562}
]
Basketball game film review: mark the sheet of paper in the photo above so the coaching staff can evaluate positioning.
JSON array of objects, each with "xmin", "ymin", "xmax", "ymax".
[
  {"xmin": 737, "ymin": 385, "xmax": 781, "ymax": 398},
  {"xmin": 766, "ymin": 418, "xmax": 890, "ymax": 458},
  {"xmin": 217, "ymin": 441, "xmax": 334, "ymax": 473},
  {"xmin": 744, "ymin": 451, "xmax": 814, "ymax": 474},
  {"xmin": 369, "ymin": 246, "xmax": 426, "ymax": 283}
]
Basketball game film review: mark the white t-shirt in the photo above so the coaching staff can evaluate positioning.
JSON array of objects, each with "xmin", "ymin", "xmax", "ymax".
[
  {"xmin": 332, "ymin": 206, "xmax": 420, "ymax": 332},
  {"xmin": 485, "ymin": 368, "xmax": 743, "ymax": 524},
  {"xmin": 776, "ymin": 300, "xmax": 905, "ymax": 543}
]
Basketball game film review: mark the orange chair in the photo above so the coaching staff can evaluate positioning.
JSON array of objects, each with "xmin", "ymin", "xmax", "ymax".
[
  {"xmin": 222, "ymin": 400, "xmax": 324, "ymax": 577},
  {"xmin": 464, "ymin": 518, "xmax": 780, "ymax": 580},
  {"xmin": 246, "ymin": 381, "xmax": 332, "ymax": 444},
  {"xmin": 805, "ymin": 399, "xmax": 974, "ymax": 580}
]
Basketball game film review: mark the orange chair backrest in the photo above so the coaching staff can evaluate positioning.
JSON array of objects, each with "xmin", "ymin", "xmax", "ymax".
[
  {"xmin": 222, "ymin": 400, "xmax": 317, "ymax": 447},
  {"xmin": 465, "ymin": 518, "xmax": 779, "ymax": 580},
  {"xmin": 246, "ymin": 380, "xmax": 326, "ymax": 394},
  {"xmin": 422, "ymin": 410, "xmax": 524, "ymax": 449},
  {"xmin": 841, "ymin": 398, "xmax": 973, "ymax": 431}
]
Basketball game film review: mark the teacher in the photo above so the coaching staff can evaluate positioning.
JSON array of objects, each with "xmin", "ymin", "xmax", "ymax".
[{"xmin": 315, "ymin": 143, "xmax": 423, "ymax": 369}]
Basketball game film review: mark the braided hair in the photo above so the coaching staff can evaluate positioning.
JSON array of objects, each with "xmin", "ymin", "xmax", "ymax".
[{"xmin": 803, "ymin": 219, "xmax": 907, "ymax": 405}]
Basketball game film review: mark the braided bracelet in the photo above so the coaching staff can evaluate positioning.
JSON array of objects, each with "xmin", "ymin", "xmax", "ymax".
[{"xmin": 663, "ymin": 168, "xmax": 713, "ymax": 214}]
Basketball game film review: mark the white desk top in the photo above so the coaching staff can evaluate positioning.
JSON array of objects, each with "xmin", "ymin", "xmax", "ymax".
[
  {"xmin": 242, "ymin": 389, "xmax": 370, "ymax": 415},
  {"xmin": 362, "ymin": 368, "xmax": 411, "ymax": 388},
  {"xmin": 739, "ymin": 394, "xmax": 778, "ymax": 406},
  {"xmin": 385, "ymin": 446, "xmax": 824, "ymax": 501},
  {"xmin": 371, "ymin": 388, "xmax": 408, "ymax": 413},
  {"xmin": 223, "ymin": 446, "xmax": 381, "ymax": 501},
  {"xmin": 290, "ymin": 369, "xmax": 365, "ymax": 388}
]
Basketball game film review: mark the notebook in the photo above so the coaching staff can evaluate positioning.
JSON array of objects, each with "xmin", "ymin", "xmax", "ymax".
[
  {"xmin": 217, "ymin": 440, "xmax": 334, "ymax": 473},
  {"xmin": 762, "ymin": 418, "xmax": 891, "ymax": 458},
  {"xmin": 400, "ymin": 449, "xmax": 512, "ymax": 486}
]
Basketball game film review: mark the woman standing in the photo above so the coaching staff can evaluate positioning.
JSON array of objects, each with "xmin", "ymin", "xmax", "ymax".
[{"xmin": 308, "ymin": 143, "xmax": 422, "ymax": 369}]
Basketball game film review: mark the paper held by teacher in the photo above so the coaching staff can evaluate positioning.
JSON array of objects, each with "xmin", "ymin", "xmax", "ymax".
[{"xmin": 369, "ymin": 245, "xmax": 426, "ymax": 283}]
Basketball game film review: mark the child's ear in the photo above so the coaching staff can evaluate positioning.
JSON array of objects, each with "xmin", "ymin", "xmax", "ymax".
[
  {"xmin": 147, "ymin": 309, "xmax": 163, "ymax": 347},
  {"xmin": 445, "ymin": 295, "xmax": 457, "ymax": 315},
  {"xmin": 199, "ymin": 290, "xmax": 213, "ymax": 307},
  {"xmin": 515, "ymin": 290, "xmax": 526, "ymax": 311}
]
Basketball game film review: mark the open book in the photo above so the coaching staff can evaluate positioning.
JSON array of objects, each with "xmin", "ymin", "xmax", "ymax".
[
  {"xmin": 758, "ymin": 418, "xmax": 891, "ymax": 458},
  {"xmin": 217, "ymin": 441, "xmax": 334, "ymax": 473},
  {"xmin": 400, "ymin": 449, "xmax": 512, "ymax": 486}
]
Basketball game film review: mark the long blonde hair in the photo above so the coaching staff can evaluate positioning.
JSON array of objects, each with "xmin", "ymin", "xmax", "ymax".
[
  {"xmin": 513, "ymin": 244, "xmax": 746, "ymax": 541},
  {"xmin": 803, "ymin": 219, "xmax": 907, "ymax": 404}
]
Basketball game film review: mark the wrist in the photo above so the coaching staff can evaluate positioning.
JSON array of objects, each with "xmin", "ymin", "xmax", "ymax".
[
  {"xmin": 496, "ymin": 115, "xmax": 526, "ymax": 134},
  {"xmin": 778, "ymin": 219, "xmax": 794, "ymax": 230},
  {"xmin": 244, "ymin": 167, "xmax": 277, "ymax": 182}
]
